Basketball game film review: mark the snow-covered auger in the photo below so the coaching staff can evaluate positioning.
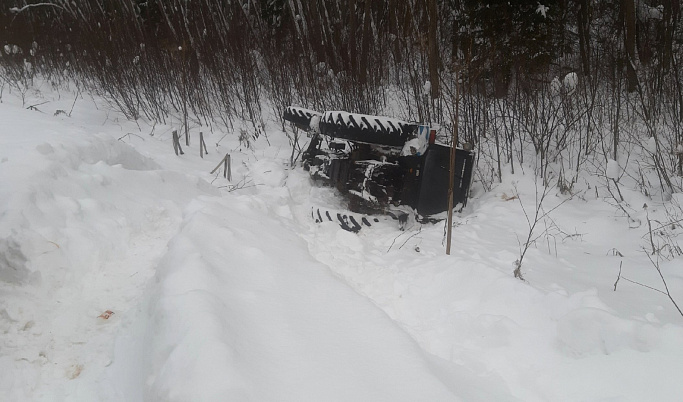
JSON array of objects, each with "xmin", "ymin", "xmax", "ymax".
[{"xmin": 284, "ymin": 106, "xmax": 474, "ymax": 231}]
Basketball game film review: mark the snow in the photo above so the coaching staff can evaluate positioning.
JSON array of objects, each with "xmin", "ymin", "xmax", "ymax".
[
  {"xmin": 1, "ymin": 84, "xmax": 683, "ymax": 401},
  {"xmin": 401, "ymin": 138, "xmax": 422, "ymax": 156},
  {"xmin": 550, "ymin": 76, "xmax": 562, "ymax": 96},
  {"xmin": 563, "ymin": 72, "xmax": 578, "ymax": 95},
  {"xmin": 607, "ymin": 158, "xmax": 619, "ymax": 180},
  {"xmin": 550, "ymin": 73, "xmax": 577, "ymax": 97},
  {"xmin": 639, "ymin": 4, "xmax": 664, "ymax": 20},
  {"xmin": 536, "ymin": 4, "xmax": 549, "ymax": 18},
  {"xmin": 144, "ymin": 194, "xmax": 458, "ymax": 401},
  {"xmin": 423, "ymin": 80, "xmax": 431, "ymax": 97},
  {"xmin": 400, "ymin": 125, "xmax": 430, "ymax": 156},
  {"xmin": 401, "ymin": 134, "xmax": 428, "ymax": 157},
  {"xmin": 309, "ymin": 114, "xmax": 321, "ymax": 133}
]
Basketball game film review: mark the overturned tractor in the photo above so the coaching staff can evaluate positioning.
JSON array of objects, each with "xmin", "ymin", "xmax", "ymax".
[{"xmin": 284, "ymin": 106, "xmax": 474, "ymax": 230}]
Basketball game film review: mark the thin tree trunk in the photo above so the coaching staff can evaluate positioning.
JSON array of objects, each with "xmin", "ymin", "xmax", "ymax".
[
  {"xmin": 348, "ymin": 0, "xmax": 358, "ymax": 78},
  {"xmin": 662, "ymin": 0, "xmax": 680, "ymax": 71},
  {"xmin": 427, "ymin": 0, "xmax": 440, "ymax": 98},
  {"xmin": 446, "ymin": 76, "xmax": 459, "ymax": 255},
  {"xmin": 388, "ymin": 0, "xmax": 402, "ymax": 64},
  {"xmin": 578, "ymin": 0, "xmax": 591, "ymax": 77},
  {"xmin": 359, "ymin": 0, "xmax": 372, "ymax": 85},
  {"xmin": 623, "ymin": 0, "xmax": 638, "ymax": 92}
]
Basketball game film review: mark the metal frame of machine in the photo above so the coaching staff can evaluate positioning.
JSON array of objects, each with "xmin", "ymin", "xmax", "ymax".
[{"xmin": 284, "ymin": 106, "xmax": 474, "ymax": 229}]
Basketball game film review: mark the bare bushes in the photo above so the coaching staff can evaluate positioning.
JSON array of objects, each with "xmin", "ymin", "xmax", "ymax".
[
  {"xmin": 0, "ymin": 42, "xmax": 36, "ymax": 106},
  {"xmin": 1, "ymin": 1, "xmax": 682, "ymax": 202},
  {"xmin": 1, "ymin": 1, "xmax": 445, "ymax": 135},
  {"xmin": 0, "ymin": 1, "xmax": 270, "ymax": 135}
]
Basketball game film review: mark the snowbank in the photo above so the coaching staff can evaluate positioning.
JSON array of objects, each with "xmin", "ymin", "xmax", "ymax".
[
  {"xmin": 300, "ymin": 174, "xmax": 683, "ymax": 401},
  {"xmin": 1, "ymin": 87, "xmax": 682, "ymax": 401},
  {"xmin": 0, "ymin": 103, "xmax": 216, "ymax": 400},
  {"xmin": 143, "ymin": 191, "xmax": 460, "ymax": 401}
]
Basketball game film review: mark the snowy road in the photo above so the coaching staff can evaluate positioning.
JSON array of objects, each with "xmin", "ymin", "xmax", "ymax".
[
  {"xmin": 2, "ymin": 89, "xmax": 683, "ymax": 401},
  {"xmin": 138, "ymin": 194, "xmax": 461, "ymax": 401}
]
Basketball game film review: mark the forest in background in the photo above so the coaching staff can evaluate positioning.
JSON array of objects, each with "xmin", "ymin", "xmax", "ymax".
[{"xmin": 1, "ymin": 0, "xmax": 682, "ymax": 197}]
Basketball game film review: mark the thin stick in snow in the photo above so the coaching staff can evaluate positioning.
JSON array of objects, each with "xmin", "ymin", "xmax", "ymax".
[
  {"xmin": 614, "ymin": 256, "xmax": 683, "ymax": 319},
  {"xmin": 614, "ymin": 261, "xmax": 622, "ymax": 291},
  {"xmin": 200, "ymin": 132, "xmax": 208, "ymax": 158},
  {"xmin": 446, "ymin": 73, "xmax": 460, "ymax": 255},
  {"xmin": 172, "ymin": 130, "xmax": 184, "ymax": 156},
  {"xmin": 210, "ymin": 153, "xmax": 231, "ymax": 181}
]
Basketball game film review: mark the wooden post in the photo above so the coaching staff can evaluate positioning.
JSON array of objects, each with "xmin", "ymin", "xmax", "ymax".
[
  {"xmin": 200, "ymin": 132, "xmax": 208, "ymax": 158},
  {"xmin": 172, "ymin": 130, "xmax": 184, "ymax": 156},
  {"xmin": 623, "ymin": 0, "xmax": 638, "ymax": 92},
  {"xmin": 181, "ymin": 43, "xmax": 190, "ymax": 146},
  {"xmin": 223, "ymin": 155, "xmax": 228, "ymax": 178},
  {"xmin": 223, "ymin": 154, "xmax": 232, "ymax": 180},
  {"xmin": 446, "ymin": 76, "xmax": 459, "ymax": 255},
  {"xmin": 226, "ymin": 154, "xmax": 232, "ymax": 181},
  {"xmin": 210, "ymin": 153, "xmax": 231, "ymax": 181}
]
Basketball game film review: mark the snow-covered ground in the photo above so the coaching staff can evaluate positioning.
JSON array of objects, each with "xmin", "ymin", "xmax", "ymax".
[{"xmin": 1, "ymin": 84, "xmax": 682, "ymax": 401}]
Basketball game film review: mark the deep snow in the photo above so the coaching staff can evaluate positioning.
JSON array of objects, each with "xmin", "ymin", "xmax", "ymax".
[{"xmin": 1, "ymin": 84, "xmax": 682, "ymax": 401}]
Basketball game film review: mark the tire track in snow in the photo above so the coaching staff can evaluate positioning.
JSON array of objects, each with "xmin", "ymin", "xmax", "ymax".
[
  {"xmin": 141, "ymin": 162, "xmax": 463, "ymax": 401},
  {"xmin": 0, "ymin": 111, "xmax": 216, "ymax": 401}
]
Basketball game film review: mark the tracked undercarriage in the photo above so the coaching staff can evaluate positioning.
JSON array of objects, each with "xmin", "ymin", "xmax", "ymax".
[{"xmin": 284, "ymin": 106, "xmax": 474, "ymax": 231}]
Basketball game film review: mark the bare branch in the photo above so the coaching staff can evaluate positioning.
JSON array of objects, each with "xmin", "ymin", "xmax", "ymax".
[
  {"xmin": 644, "ymin": 251, "xmax": 683, "ymax": 318},
  {"xmin": 10, "ymin": 3, "xmax": 65, "ymax": 14},
  {"xmin": 614, "ymin": 262, "xmax": 622, "ymax": 291}
]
